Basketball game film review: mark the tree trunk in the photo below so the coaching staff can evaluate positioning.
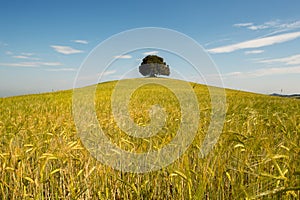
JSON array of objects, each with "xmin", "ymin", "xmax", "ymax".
[{"xmin": 149, "ymin": 73, "xmax": 156, "ymax": 77}]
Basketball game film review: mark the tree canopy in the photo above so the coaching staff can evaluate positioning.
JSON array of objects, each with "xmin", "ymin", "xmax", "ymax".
[{"xmin": 139, "ymin": 55, "xmax": 170, "ymax": 77}]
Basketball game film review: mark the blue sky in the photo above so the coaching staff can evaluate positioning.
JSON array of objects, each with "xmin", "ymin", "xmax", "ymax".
[{"xmin": 1, "ymin": 0, "xmax": 300, "ymax": 97}]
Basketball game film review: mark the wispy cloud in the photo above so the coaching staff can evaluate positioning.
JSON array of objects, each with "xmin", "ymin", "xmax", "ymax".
[
  {"xmin": 72, "ymin": 40, "xmax": 89, "ymax": 44},
  {"xmin": 21, "ymin": 52, "xmax": 34, "ymax": 56},
  {"xmin": 233, "ymin": 22, "xmax": 253, "ymax": 27},
  {"xmin": 247, "ymin": 24, "xmax": 271, "ymax": 31},
  {"xmin": 13, "ymin": 55, "xmax": 30, "ymax": 59},
  {"xmin": 100, "ymin": 70, "xmax": 116, "ymax": 76},
  {"xmin": 233, "ymin": 20, "xmax": 277, "ymax": 30},
  {"xmin": 46, "ymin": 68, "xmax": 77, "ymax": 72},
  {"xmin": 0, "ymin": 62, "xmax": 62, "ymax": 67},
  {"xmin": 51, "ymin": 45, "xmax": 83, "ymax": 55},
  {"xmin": 114, "ymin": 55, "xmax": 132, "ymax": 59},
  {"xmin": 5, "ymin": 51, "xmax": 13, "ymax": 55},
  {"xmin": 224, "ymin": 66, "xmax": 300, "ymax": 78},
  {"xmin": 258, "ymin": 54, "xmax": 300, "ymax": 65},
  {"xmin": 208, "ymin": 31, "xmax": 300, "ymax": 54},
  {"xmin": 12, "ymin": 55, "xmax": 40, "ymax": 60},
  {"xmin": 143, "ymin": 51, "xmax": 159, "ymax": 55},
  {"xmin": 234, "ymin": 20, "xmax": 300, "ymax": 33},
  {"xmin": 244, "ymin": 50, "xmax": 265, "ymax": 55}
]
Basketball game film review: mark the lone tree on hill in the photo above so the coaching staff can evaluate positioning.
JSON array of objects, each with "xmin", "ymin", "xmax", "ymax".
[{"xmin": 139, "ymin": 55, "xmax": 170, "ymax": 77}]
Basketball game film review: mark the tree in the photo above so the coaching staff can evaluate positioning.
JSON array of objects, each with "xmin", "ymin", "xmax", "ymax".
[{"xmin": 139, "ymin": 55, "xmax": 170, "ymax": 77}]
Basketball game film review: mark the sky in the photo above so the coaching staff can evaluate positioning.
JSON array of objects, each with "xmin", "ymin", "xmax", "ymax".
[{"xmin": 1, "ymin": 0, "xmax": 300, "ymax": 97}]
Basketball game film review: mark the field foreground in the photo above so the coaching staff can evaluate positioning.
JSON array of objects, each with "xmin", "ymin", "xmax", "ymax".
[{"xmin": 0, "ymin": 78, "xmax": 299, "ymax": 199}]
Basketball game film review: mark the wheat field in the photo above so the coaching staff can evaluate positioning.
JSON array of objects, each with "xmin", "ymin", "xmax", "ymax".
[{"xmin": 0, "ymin": 78, "xmax": 299, "ymax": 199}]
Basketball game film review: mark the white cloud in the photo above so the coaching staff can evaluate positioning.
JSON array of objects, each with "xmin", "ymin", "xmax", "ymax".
[
  {"xmin": 258, "ymin": 54, "xmax": 300, "ymax": 65},
  {"xmin": 248, "ymin": 25, "xmax": 269, "ymax": 31},
  {"xmin": 224, "ymin": 66, "xmax": 300, "ymax": 78},
  {"xmin": 13, "ymin": 55, "xmax": 40, "ymax": 60},
  {"xmin": 72, "ymin": 40, "xmax": 89, "ymax": 44},
  {"xmin": 234, "ymin": 20, "xmax": 276, "ymax": 30},
  {"xmin": 21, "ymin": 52, "xmax": 34, "ymax": 56},
  {"xmin": 244, "ymin": 50, "xmax": 265, "ymax": 55},
  {"xmin": 0, "ymin": 62, "xmax": 37, "ymax": 67},
  {"xmin": 143, "ymin": 51, "xmax": 159, "ymax": 55},
  {"xmin": 253, "ymin": 20, "xmax": 300, "ymax": 32},
  {"xmin": 46, "ymin": 68, "xmax": 77, "ymax": 72},
  {"xmin": 51, "ymin": 45, "xmax": 83, "ymax": 55},
  {"xmin": 0, "ymin": 62, "xmax": 62, "ymax": 67},
  {"xmin": 13, "ymin": 55, "xmax": 28, "ymax": 59},
  {"xmin": 281, "ymin": 20, "xmax": 300, "ymax": 29},
  {"xmin": 234, "ymin": 20, "xmax": 300, "ymax": 33},
  {"xmin": 225, "ymin": 71, "xmax": 243, "ymax": 76},
  {"xmin": 114, "ymin": 55, "xmax": 132, "ymax": 59},
  {"xmin": 100, "ymin": 70, "xmax": 116, "ymax": 76},
  {"xmin": 5, "ymin": 51, "xmax": 13, "ymax": 55},
  {"xmin": 247, "ymin": 21, "xmax": 280, "ymax": 31},
  {"xmin": 233, "ymin": 22, "xmax": 253, "ymax": 27},
  {"xmin": 41, "ymin": 62, "xmax": 63, "ymax": 66},
  {"xmin": 208, "ymin": 31, "xmax": 300, "ymax": 54}
]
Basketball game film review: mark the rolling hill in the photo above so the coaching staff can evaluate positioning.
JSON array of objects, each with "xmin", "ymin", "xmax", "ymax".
[{"xmin": 0, "ymin": 78, "xmax": 299, "ymax": 199}]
